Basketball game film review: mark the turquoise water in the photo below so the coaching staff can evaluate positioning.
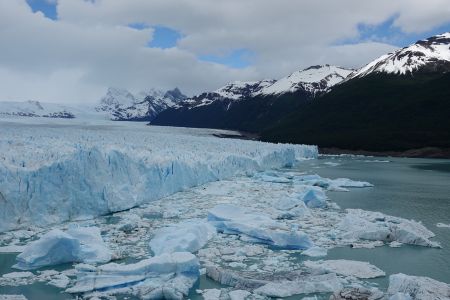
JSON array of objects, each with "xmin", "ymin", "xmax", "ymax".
[
  {"xmin": 1, "ymin": 156, "xmax": 449, "ymax": 298},
  {"xmin": 295, "ymin": 156, "xmax": 450, "ymax": 288}
]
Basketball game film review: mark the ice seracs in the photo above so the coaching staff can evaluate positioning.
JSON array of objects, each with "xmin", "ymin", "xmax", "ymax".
[
  {"xmin": 0, "ymin": 121, "xmax": 317, "ymax": 232},
  {"xmin": 13, "ymin": 226, "xmax": 111, "ymax": 270}
]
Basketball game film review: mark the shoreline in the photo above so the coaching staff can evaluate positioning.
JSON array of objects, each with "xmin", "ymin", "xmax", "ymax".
[{"xmin": 320, "ymin": 147, "xmax": 450, "ymax": 159}]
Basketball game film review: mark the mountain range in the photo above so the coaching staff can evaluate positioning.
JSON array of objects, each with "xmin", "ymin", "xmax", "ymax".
[{"xmin": 1, "ymin": 32, "xmax": 449, "ymax": 156}]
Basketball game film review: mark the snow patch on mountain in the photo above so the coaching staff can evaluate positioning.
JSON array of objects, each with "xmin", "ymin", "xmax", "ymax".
[
  {"xmin": 0, "ymin": 101, "xmax": 77, "ymax": 119},
  {"xmin": 96, "ymin": 87, "xmax": 186, "ymax": 121},
  {"xmin": 260, "ymin": 65, "xmax": 353, "ymax": 96},
  {"xmin": 348, "ymin": 32, "xmax": 450, "ymax": 79},
  {"xmin": 186, "ymin": 65, "xmax": 352, "ymax": 109}
]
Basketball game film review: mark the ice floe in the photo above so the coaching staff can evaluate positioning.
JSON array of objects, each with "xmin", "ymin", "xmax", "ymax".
[
  {"xmin": 67, "ymin": 252, "xmax": 199, "ymax": 299},
  {"xmin": 304, "ymin": 259, "xmax": 385, "ymax": 279},
  {"xmin": 208, "ymin": 204, "xmax": 313, "ymax": 249},
  {"xmin": 338, "ymin": 209, "xmax": 440, "ymax": 247},
  {"xmin": 13, "ymin": 226, "xmax": 111, "ymax": 270},
  {"xmin": 437, "ymin": 223, "xmax": 450, "ymax": 228},
  {"xmin": 387, "ymin": 273, "xmax": 450, "ymax": 300},
  {"xmin": 254, "ymin": 273, "xmax": 342, "ymax": 297},
  {"xmin": 294, "ymin": 174, "xmax": 373, "ymax": 192}
]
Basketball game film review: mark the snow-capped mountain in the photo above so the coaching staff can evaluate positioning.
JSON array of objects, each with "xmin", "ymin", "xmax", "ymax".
[
  {"xmin": 185, "ymin": 65, "xmax": 352, "ymax": 109},
  {"xmin": 96, "ymin": 87, "xmax": 186, "ymax": 121},
  {"xmin": 185, "ymin": 80, "xmax": 275, "ymax": 108},
  {"xmin": 348, "ymin": 32, "xmax": 450, "ymax": 79},
  {"xmin": 259, "ymin": 65, "xmax": 353, "ymax": 96},
  {"xmin": 0, "ymin": 100, "xmax": 76, "ymax": 118}
]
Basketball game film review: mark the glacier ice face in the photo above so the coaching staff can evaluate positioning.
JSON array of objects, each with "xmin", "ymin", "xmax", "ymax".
[
  {"xmin": 207, "ymin": 204, "xmax": 313, "ymax": 249},
  {"xmin": 67, "ymin": 252, "xmax": 199, "ymax": 299},
  {"xmin": 149, "ymin": 219, "xmax": 216, "ymax": 255},
  {"xmin": 387, "ymin": 273, "xmax": 450, "ymax": 300},
  {"xmin": 13, "ymin": 226, "xmax": 111, "ymax": 270},
  {"xmin": 0, "ymin": 121, "xmax": 317, "ymax": 232}
]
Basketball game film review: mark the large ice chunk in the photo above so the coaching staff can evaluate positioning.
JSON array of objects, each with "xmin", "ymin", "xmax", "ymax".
[
  {"xmin": 338, "ymin": 209, "xmax": 440, "ymax": 247},
  {"xmin": 67, "ymin": 252, "xmax": 199, "ymax": 299},
  {"xmin": 13, "ymin": 226, "xmax": 111, "ymax": 270},
  {"xmin": 301, "ymin": 186, "xmax": 328, "ymax": 208},
  {"xmin": 149, "ymin": 220, "xmax": 216, "ymax": 255},
  {"xmin": 304, "ymin": 259, "xmax": 385, "ymax": 279},
  {"xmin": 387, "ymin": 273, "xmax": 450, "ymax": 300},
  {"xmin": 208, "ymin": 204, "xmax": 313, "ymax": 249},
  {"xmin": 295, "ymin": 174, "xmax": 373, "ymax": 191}
]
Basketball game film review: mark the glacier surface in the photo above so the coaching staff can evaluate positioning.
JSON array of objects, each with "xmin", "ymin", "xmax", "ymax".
[{"xmin": 0, "ymin": 120, "xmax": 317, "ymax": 232}]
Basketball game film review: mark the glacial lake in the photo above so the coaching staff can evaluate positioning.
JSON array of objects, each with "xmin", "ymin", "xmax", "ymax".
[{"xmin": 1, "ymin": 155, "xmax": 449, "ymax": 299}]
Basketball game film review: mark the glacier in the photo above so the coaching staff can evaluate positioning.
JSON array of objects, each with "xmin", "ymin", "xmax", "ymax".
[
  {"xmin": 0, "ymin": 120, "xmax": 317, "ymax": 232},
  {"xmin": 13, "ymin": 226, "xmax": 111, "ymax": 270}
]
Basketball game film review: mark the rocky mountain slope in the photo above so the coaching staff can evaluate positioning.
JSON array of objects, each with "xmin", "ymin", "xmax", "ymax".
[{"xmin": 152, "ymin": 65, "xmax": 352, "ymax": 131}]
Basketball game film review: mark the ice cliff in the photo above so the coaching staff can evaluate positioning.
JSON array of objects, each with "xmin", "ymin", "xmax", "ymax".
[{"xmin": 0, "ymin": 123, "xmax": 317, "ymax": 232}]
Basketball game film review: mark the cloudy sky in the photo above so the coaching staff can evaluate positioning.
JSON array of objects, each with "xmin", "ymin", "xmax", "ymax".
[{"xmin": 0, "ymin": 0, "xmax": 449, "ymax": 103}]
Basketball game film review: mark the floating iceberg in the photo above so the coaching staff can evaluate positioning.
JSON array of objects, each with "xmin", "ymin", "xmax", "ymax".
[
  {"xmin": 304, "ymin": 259, "xmax": 385, "ymax": 279},
  {"xmin": 149, "ymin": 220, "xmax": 216, "ymax": 255},
  {"xmin": 208, "ymin": 204, "xmax": 313, "ymax": 249},
  {"xmin": 301, "ymin": 187, "xmax": 328, "ymax": 208},
  {"xmin": 387, "ymin": 273, "xmax": 450, "ymax": 300},
  {"xmin": 0, "ymin": 122, "xmax": 317, "ymax": 232},
  {"xmin": 294, "ymin": 174, "xmax": 373, "ymax": 191},
  {"xmin": 338, "ymin": 209, "xmax": 440, "ymax": 247},
  {"xmin": 13, "ymin": 226, "xmax": 111, "ymax": 270},
  {"xmin": 274, "ymin": 195, "xmax": 311, "ymax": 219},
  {"xmin": 302, "ymin": 246, "xmax": 327, "ymax": 257},
  {"xmin": 67, "ymin": 252, "xmax": 199, "ymax": 299}
]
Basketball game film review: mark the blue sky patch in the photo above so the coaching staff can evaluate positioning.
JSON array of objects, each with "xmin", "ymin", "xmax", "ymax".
[
  {"xmin": 128, "ymin": 24, "xmax": 182, "ymax": 49},
  {"xmin": 26, "ymin": 0, "xmax": 57, "ymax": 20},
  {"xmin": 199, "ymin": 49, "xmax": 255, "ymax": 69},
  {"xmin": 338, "ymin": 15, "xmax": 450, "ymax": 47}
]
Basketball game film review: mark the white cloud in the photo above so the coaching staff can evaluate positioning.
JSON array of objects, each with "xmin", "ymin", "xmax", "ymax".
[{"xmin": 0, "ymin": 0, "xmax": 448, "ymax": 103}]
